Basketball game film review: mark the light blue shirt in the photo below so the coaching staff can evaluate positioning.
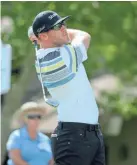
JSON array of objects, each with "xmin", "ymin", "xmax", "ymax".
[
  {"xmin": 7, "ymin": 126, "xmax": 52, "ymax": 165},
  {"xmin": 36, "ymin": 40, "xmax": 99, "ymax": 124}
]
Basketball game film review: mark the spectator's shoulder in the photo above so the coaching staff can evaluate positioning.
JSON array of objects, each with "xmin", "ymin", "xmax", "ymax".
[
  {"xmin": 7, "ymin": 129, "xmax": 22, "ymax": 151},
  {"xmin": 9, "ymin": 129, "xmax": 21, "ymax": 139},
  {"xmin": 39, "ymin": 132, "xmax": 50, "ymax": 141}
]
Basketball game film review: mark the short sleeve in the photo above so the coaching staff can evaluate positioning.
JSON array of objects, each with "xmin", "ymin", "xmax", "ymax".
[
  {"xmin": 40, "ymin": 133, "xmax": 52, "ymax": 146},
  {"xmin": 6, "ymin": 130, "xmax": 21, "ymax": 151},
  {"xmin": 71, "ymin": 38, "xmax": 88, "ymax": 64},
  {"xmin": 39, "ymin": 132, "xmax": 53, "ymax": 159},
  {"xmin": 47, "ymin": 137, "xmax": 52, "ymax": 146}
]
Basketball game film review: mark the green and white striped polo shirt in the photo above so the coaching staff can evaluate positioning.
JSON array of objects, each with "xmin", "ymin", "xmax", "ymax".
[{"xmin": 35, "ymin": 44, "xmax": 81, "ymax": 89}]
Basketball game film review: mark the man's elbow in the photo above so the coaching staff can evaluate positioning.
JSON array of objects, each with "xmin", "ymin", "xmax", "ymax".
[
  {"xmin": 84, "ymin": 33, "xmax": 91, "ymax": 50},
  {"xmin": 86, "ymin": 32, "xmax": 91, "ymax": 43}
]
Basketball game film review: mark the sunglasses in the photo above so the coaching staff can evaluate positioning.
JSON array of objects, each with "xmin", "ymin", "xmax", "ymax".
[
  {"xmin": 50, "ymin": 21, "xmax": 66, "ymax": 31},
  {"xmin": 26, "ymin": 114, "xmax": 43, "ymax": 120}
]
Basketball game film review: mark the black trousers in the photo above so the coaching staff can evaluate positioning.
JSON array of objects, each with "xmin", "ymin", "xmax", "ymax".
[{"xmin": 51, "ymin": 122, "xmax": 105, "ymax": 165}]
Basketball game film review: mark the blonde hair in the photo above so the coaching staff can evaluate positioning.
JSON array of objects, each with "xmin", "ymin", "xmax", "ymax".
[{"xmin": 11, "ymin": 102, "xmax": 48, "ymax": 129}]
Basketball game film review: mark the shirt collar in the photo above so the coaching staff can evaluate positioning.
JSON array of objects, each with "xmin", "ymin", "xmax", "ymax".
[{"xmin": 20, "ymin": 125, "xmax": 40, "ymax": 142}]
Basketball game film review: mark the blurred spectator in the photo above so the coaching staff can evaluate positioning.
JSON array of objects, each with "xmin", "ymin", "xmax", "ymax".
[{"xmin": 6, "ymin": 102, "xmax": 54, "ymax": 165}]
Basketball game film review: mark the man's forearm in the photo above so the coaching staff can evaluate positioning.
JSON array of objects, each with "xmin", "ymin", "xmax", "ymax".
[
  {"xmin": 67, "ymin": 29, "xmax": 91, "ymax": 49},
  {"xmin": 67, "ymin": 29, "xmax": 89, "ymax": 40}
]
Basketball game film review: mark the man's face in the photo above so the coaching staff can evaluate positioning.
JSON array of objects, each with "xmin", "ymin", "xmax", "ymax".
[{"xmin": 39, "ymin": 22, "xmax": 70, "ymax": 47}]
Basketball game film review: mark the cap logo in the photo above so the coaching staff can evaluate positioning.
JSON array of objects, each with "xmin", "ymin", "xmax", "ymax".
[
  {"xmin": 48, "ymin": 13, "xmax": 57, "ymax": 20},
  {"xmin": 37, "ymin": 25, "xmax": 46, "ymax": 33}
]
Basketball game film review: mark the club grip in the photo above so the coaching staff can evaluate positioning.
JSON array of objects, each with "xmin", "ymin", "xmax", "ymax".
[{"xmin": 33, "ymin": 40, "xmax": 38, "ymax": 48}]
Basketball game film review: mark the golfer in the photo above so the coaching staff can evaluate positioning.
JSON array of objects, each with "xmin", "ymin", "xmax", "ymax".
[{"xmin": 32, "ymin": 10, "xmax": 105, "ymax": 165}]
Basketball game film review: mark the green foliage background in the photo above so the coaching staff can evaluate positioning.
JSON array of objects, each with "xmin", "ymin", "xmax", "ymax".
[{"xmin": 1, "ymin": 1, "xmax": 137, "ymax": 119}]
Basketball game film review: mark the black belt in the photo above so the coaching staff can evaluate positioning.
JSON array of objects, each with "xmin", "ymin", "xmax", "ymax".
[{"xmin": 58, "ymin": 122, "xmax": 100, "ymax": 131}]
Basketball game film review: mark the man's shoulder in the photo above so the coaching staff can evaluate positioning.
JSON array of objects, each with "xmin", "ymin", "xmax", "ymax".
[{"xmin": 36, "ymin": 48, "xmax": 62, "ymax": 60}]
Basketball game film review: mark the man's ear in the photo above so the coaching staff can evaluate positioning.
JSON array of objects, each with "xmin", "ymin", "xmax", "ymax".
[{"xmin": 39, "ymin": 33, "xmax": 48, "ymax": 41}]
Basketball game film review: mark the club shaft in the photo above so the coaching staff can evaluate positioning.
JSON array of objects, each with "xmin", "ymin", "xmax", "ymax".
[{"xmin": 34, "ymin": 44, "xmax": 47, "ymax": 101}]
